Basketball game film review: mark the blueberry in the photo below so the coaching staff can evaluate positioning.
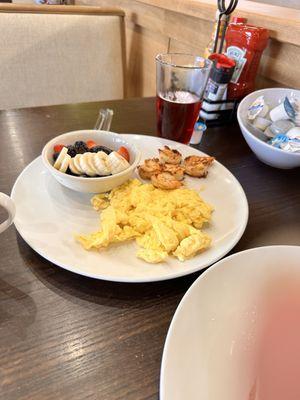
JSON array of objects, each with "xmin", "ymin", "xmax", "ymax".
[
  {"xmin": 74, "ymin": 141, "xmax": 88, "ymax": 154},
  {"xmin": 66, "ymin": 167, "xmax": 75, "ymax": 176},
  {"xmin": 53, "ymin": 152, "xmax": 59, "ymax": 162},
  {"xmin": 90, "ymin": 145, "xmax": 112, "ymax": 155},
  {"xmin": 67, "ymin": 145, "xmax": 77, "ymax": 158}
]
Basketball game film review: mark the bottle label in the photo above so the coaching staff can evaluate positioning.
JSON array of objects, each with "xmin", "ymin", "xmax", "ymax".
[
  {"xmin": 206, "ymin": 79, "xmax": 219, "ymax": 96},
  {"xmin": 226, "ymin": 46, "xmax": 247, "ymax": 84}
]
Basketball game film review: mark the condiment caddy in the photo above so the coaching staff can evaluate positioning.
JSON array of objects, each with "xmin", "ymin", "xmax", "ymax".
[{"xmin": 201, "ymin": 6, "xmax": 269, "ymax": 126}]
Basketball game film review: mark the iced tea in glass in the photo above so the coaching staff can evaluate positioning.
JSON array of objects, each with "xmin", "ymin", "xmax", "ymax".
[{"xmin": 156, "ymin": 53, "xmax": 211, "ymax": 144}]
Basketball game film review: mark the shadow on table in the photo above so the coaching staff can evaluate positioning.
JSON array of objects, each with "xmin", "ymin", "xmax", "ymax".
[
  {"xmin": 16, "ymin": 234, "xmax": 199, "ymax": 310},
  {"xmin": 0, "ymin": 277, "xmax": 37, "ymax": 338}
]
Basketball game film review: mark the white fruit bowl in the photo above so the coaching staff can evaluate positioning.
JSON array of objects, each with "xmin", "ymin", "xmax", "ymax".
[
  {"xmin": 42, "ymin": 130, "xmax": 141, "ymax": 193},
  {"xmin": 237, "ymin": 88, "xmax": 300, "ymax": 169}
]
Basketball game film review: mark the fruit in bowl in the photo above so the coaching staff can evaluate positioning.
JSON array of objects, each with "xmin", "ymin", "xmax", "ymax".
[
  {"xmin": 52, "ymin": 140, "xmax": 130, "ymax": 177},
  {"xmin": 42, "ymin": 130, "xmax": 141, "ymax": 193}
]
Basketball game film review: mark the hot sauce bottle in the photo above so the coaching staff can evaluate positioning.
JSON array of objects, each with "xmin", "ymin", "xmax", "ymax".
[{"xmin": 225, "ymin": 17, "xmax": 269, "ymax": 100}]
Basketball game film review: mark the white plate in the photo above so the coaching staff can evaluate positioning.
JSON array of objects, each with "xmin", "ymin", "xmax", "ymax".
[
  {"xmin": 160, "ymin": 246, "xmax": 300, "ymax": 400},
  {"xmin": 11, "ymin": 135, "xmax": 248, "ymax": 283}
]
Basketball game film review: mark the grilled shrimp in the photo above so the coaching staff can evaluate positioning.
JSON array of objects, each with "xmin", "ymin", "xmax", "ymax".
[
  {"xmin": 162, "ymin": 163, "xmax": 185, "ymax": 181},
  {"xmin": 159, "ymin": 146, "xmax": 182, "ymax": 165},
  {"xmin": 183, "ymin": 156, "xmax": 214, "ymax": 178},
  {"xmin": 138, "ymin": 158, "xmax": 162, "ymax": 180},
  {"xmin": 151, "ymin": 172, "xmax": 183, "ymax": 190}
]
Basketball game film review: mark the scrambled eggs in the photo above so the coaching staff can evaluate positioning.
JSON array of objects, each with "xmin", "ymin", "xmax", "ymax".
[{"xmin": 76, "ymin": 179, "xmax": 213, "ymax": 263}]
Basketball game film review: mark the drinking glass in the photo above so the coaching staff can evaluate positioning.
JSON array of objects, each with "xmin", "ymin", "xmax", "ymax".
[{"xmin": 156, "ymin": 53, "xmax": 211, "ymax": 144}]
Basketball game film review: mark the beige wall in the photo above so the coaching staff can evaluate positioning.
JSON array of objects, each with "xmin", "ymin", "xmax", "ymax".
[
  {"xmin": 75, "ymin": 0, "xmax": 300, "ymax": 97},
  {"xmin": 13, "ymin": 1, "xmax": 74, "ymax": 3},
  {"xmin": 248, "ymin": 0, "xmax": 300, "ymax": 10},
  {"xmin": 9, "ymin": 1, "xmax": 300, "ymax": 97}
]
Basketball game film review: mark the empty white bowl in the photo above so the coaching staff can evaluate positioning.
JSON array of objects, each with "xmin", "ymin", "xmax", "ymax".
[
  {"xmin": 42, "ymin": 130, "xmax": 141, "ymax": 193},
  {"xmin": 161, "ymin": 245, "xmax": 300, "ymax": 400},
  {"xmin": 237, "ymin": 88, "xmax": 300, "ymax": 169}
]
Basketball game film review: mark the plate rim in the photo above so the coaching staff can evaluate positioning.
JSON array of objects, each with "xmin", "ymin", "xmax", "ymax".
[
  {"xmin": 11, "ymin": 134, "xmax": 249, "ymax": 283},
  {"xmin": 159, "ymin": 245, "xmax": 300, "ymax": 399}
]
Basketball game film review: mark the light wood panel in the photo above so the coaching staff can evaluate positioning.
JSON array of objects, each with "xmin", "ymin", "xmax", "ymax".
[
  {"xmin": 168, "ymin": 38, "xmax": 204, "ymax": 55},
  {"xmin": 126, "ymin": 22, "xmax": 169, "ymax": 97},
  {"xmin": 255, "ymin": 74, "xmax": 286, "ymax": 90},
  {"xmin": 260, "ymin": 40, "xmax": 300, "ymax": 88},
  {"xmin": 164, "ymin": 10, "xmax": 211, "ymax": 52},
  {"xmin": 249, "ymin": 0, "xmax": 300, "ymax": 10},
  {"xmin": 0, "ymin": 3, "xmax": 125, "ymax": 16},
  {"xmin": 76, "ymin": 0, "xmax": 299, "ymax": 95},
  {"xmin": 78, "ymin": 0, "xmax": 165, "ymax": 35},
  {"xmin": 134, "ymin": 0, "xmax": 300, "ymax": 46}
]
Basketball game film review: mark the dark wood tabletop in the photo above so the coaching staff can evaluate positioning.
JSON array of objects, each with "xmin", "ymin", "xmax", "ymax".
[{"xmin": 1, "ymin": 97, "xmax": 300, "ymax": 400}]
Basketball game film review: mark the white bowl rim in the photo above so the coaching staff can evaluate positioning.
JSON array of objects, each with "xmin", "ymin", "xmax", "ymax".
[
  {"xmin": 42, "ymin": 129, "xmax": 141, "ymax": 181},
  {"xmin": 159, "ymin": 244, "xmax": 300, "ymax": 399},
  {"xmin": 237, "ymin": 87, "xmax": 300, "ymax": 158}
]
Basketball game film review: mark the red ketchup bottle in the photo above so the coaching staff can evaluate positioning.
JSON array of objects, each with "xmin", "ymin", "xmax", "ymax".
[{"xmin": 225, "ymin": 17, "xmax": 269, "ymax": 101}]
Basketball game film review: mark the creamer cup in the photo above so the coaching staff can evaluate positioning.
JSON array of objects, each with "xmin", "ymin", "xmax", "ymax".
[
  {"xmin": 253, "ymin": 116, "xmax": 271, "ymax": 131},
  {"xmin": 270, "ymin": 97, "xmax": 295, "ymax": 122},
  {"xmin": 189, "ymin": 121, "xmax": 207, "ymax": 145},
  {"xmin": 269, "ymin": 120, "xmax": 295, "ymax": 136},
  {"xmin": 247, "ymin": 96, "xmax": 269, "ymax": 120}
]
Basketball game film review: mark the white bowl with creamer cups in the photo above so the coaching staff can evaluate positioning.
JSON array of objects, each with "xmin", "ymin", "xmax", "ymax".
[
  {"xmin": 237, "ymin": 88, "xmax": 300, "ymax": 169},
  {"xmin": 42, "ymin": 130, "xmax": 141, "ymax": 193},
  {"xmin": 0, "ymin": 193, "xmax": 16, "ymax": 234}
]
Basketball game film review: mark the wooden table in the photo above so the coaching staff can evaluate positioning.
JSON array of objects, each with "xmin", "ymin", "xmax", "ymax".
[{"xmin": 1, "ymin": 97, "xmax": 300, "ymax": 400}]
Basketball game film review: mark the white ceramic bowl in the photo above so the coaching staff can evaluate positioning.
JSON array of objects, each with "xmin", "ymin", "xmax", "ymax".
[
  {"xmin": 237, "ymin": 88, "xmax": 300, "ymax": 169},
  {"xmin": 161, "ymin": 245, "xmax": 300, "ymax": 400},
  {"xmin": 42, "ymin": 130, "xmax": 141, "ymax": 193}
]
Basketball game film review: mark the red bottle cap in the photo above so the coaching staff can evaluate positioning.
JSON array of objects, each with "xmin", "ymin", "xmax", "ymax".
[
  {"xmin": 232, "ymin": 16, "xmax": 248, "ymax": 24},
  {"xmin": 209, "ymin": 53, "xmax": 235, "ymax": 70},
  {"xmin": 208, "ymin": 53, "xmax": 236, "ymax": 84}
]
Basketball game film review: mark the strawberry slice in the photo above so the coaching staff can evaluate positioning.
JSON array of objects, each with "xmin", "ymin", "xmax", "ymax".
[
  {"xmin": 54, "ymin": 144, "xmax": 64, "ymax": 153},
  {"xmin": 117, "ymin": 146, "xmax": 130, "ymax": 162},
  {"xmin": 87, "ymin": 140, "xmax": 97, "ymax": 149}
]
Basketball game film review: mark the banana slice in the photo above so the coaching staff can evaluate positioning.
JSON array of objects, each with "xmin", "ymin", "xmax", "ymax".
[
  {"xmin": 80, "ymin": 152, "xmax": 98, "ymax": 176},
  {"xmin": 59, "ymin": 154, "xmax": 71, "ymax": 173},
  {"xmin": 69, "ymin": 157, "xmax": 81, "ymax": 175},
  {"xmin": 93, "ymin": 152, "xmax": 111, "ymax": 176},
  {"xmin": 53, "ymin": 149, "xmax": 123, "ymax": 176},
  {"xmin": 74, "ymin": 154, "xmax": 84, "ymax": 174},
  {"xmin": 53, "ymin": 146, "xmax": 68, "ymax": 170},
  {"xmin": 86, "ymin": 153, "xmax": 100, "ymax": 176},
  {"xmin": 108, "ymin": 151, "xmax": 130, "ymax": 175},
  {"xmin": 97, "ymin": 151, "xmax": 109, "ymax": 160}
]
